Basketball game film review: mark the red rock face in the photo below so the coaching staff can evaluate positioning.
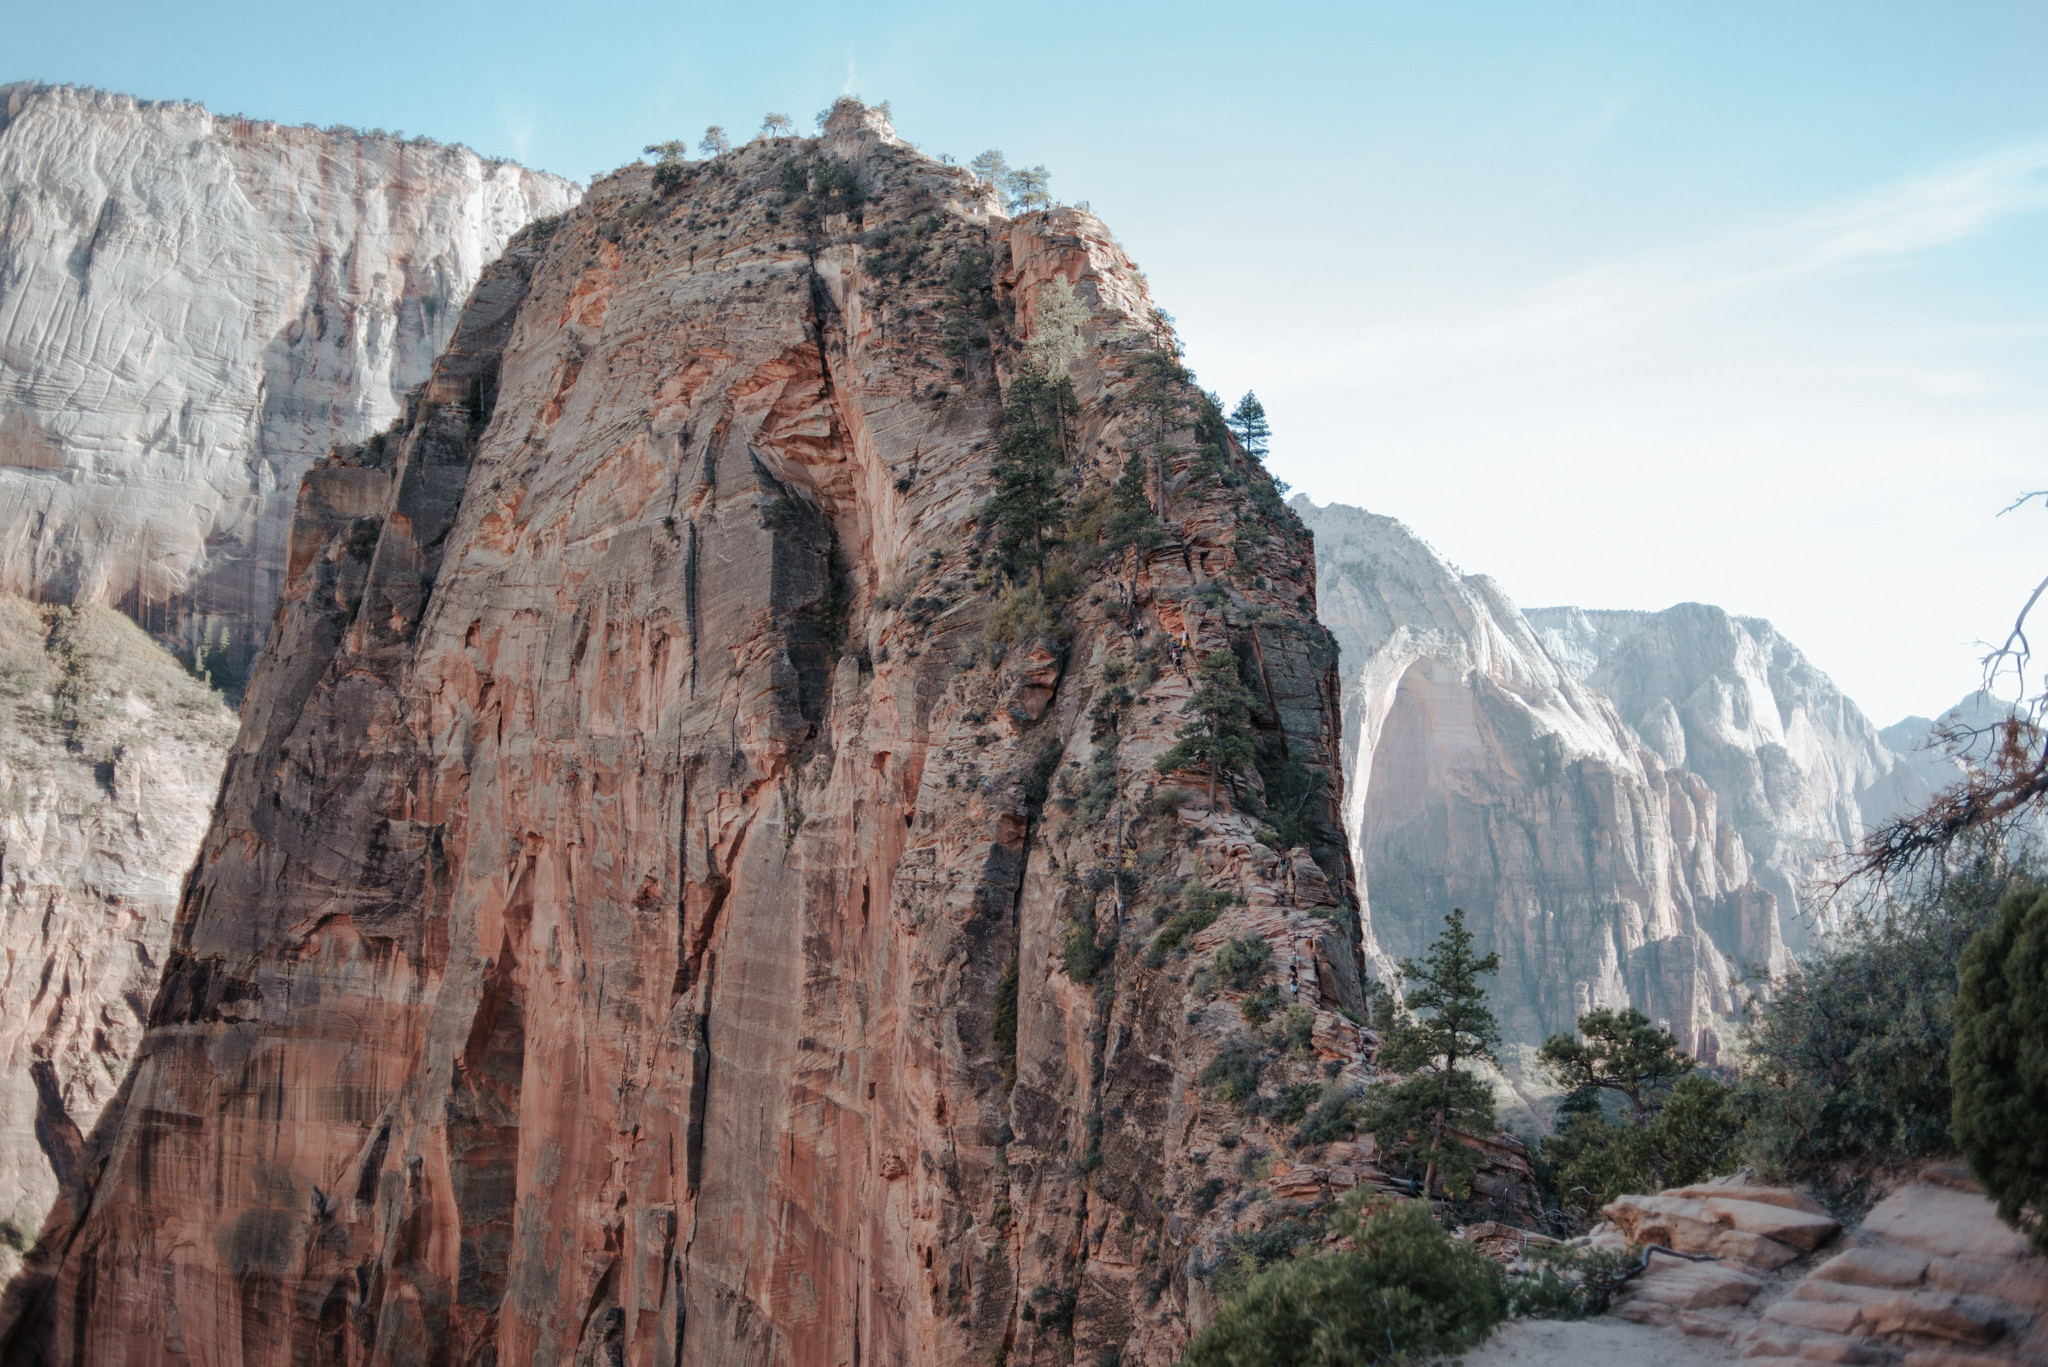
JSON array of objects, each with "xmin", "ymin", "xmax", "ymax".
[{"xmin": 1, "ymin": 107, "xmax": 1367, "ymax": 1365}]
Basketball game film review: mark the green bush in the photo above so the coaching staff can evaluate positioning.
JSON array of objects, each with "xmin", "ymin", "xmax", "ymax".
[
  {"xmin": 1291, "ymin": 1086, "xmax": 1362, "ymax": 1149},
  {"xmin": 1185, "ymin": 1196, "xmax": 1505, "ymax": 1367},
  {"xmin": 1952, "ymin": 884, "xmax": 2048, "ymax": 1251},
  {"xmin": 1215, "ymin": 934, "xmax": 1273, "ymax": 991},
  {"xmin": 1505, "ymin": 1243, "xmax": 1641, "ymax": 1319},
  {"xmin": 1201, "ymin": 1036, "xmax": 1266, "ymax": 1109},
  {"xmin": 1154, "ymin": 878, "xmax": 1232, "ymax": 951},
  {"xmin": 1741, "ymin": 848, "xmax": 2022, "ymax": 1178}
]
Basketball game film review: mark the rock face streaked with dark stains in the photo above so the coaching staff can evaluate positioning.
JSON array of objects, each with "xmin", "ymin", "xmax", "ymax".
[{"xmin": 1, "ymin": 103, "xmax": 1372, "ymax": 1367}]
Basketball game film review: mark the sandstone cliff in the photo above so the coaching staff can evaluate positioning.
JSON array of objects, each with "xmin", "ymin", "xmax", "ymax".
[
  {"xmin": 1296, "ymin": 499, "xmax": 1780, "ymax": 1053},
  {"xmin": 1529, "ymin": 605, "xmax": 1932, "ymax": 946},
  {"xmin": 0, "ymin": 82, "xmax": 579, "ymax": 681},
  {"xmin": 0, "ymin": 596, "xmax": 235, "ymax": 1284},
  {"xmin": 2, "ymin": 102, "xmax": 1369, "ymax": 1367}
]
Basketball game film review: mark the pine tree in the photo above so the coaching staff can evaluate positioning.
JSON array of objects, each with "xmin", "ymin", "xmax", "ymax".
[
  {"xmin": 1539, "ymin": 1008, "xmax": 1695, "ymax": 1126},
  {"xmin": 1362, "ymin": 909, "xmax": 1502, "ymax": 1197},
  {"xmin": 1155, "ymin": 650, "xmax": 1257, "ymax": 807},
  {"xmin": 984, "ymin": 372, "xmax": 1072, "ymax": 590},
  {"xmin": 760, "ymin": 113, "xmax": 794, "ymax": 138},
  {"xmin": 698, "ymin": 125, "xmax": 731, "ymax": 158},
  {"xmin": 1124, "ymin": 347, "xmax": 1192, "ymax": 520},
  {"xmin": 1006, "ymin": 165, "xmax": 1052, "ymax": 212},
  {"xmin": 1230, "ymin": 391, "xmax": 1270, "ymax": 462},
  {"xmin": 970, "ymin": 149, "xmax": 1009, "ymax": 186}
]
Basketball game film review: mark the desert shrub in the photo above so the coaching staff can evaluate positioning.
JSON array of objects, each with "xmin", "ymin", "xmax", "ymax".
[
  {"xmin": 1505, "ymin": 1243, "xmax": 1641, "ymax": 1319},
  {"xmin": 1240, "ymin": 989, "xmax": 1280, "ymax": 1025},
  {"xmin": 1061, "ymin": 901, "xmax": 1112, "ymax": 985},
  {"xmin": 1154, "ymin": 878, "xmax": 1231, "ymax": 951},
  {"xmin": 1277, "ymin": 1003, "xmax": 1317, "ymax": 1055},
  {"xmin": 1952, "ymin": 883, "xmax": 2048, "ymax": 1251},
  {"xmin": 1291, "ymin": 1085, "xmax": 1363, "ymax": 1149},
  {"xmin": 1537, "ymin": 1006, "xmax": 1740, "ymax": 1215},
  {"xmin": 1543, "ymin": 1074, "xmax": 1740, "ymax": 1218},
  {"xmin": 1214, "ymin": 934, "xmax": 1272, "ymax": 990},
  {"xmin": 1200, "ymin": 1036, "xmax": 1266, "ymax": 1109},
  {"xmin": 1186, "ymin": 1195, "xmax": 1505, "ymax": 1367},
  {"xmin": 1270, "ymin": 1082, "xmax": 1323, "ymax": 1126}
]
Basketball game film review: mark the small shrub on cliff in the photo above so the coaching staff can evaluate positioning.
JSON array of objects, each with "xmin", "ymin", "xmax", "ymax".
[
  {"xmin": 1186, "ymin": 1195, "xmax": 1506, "ymax": 1367},
  {"xmin": 1153, "ymin": 878, "xmax": 1231, "ymax": 951},
  {"xmin": 1214, "ymin": 934, "xmax": 1273, "ymax": 991},
  {"xmin": 1201, "ymin": 1035, "xmax": 1266, "ymax": 1109},
  {"xmin": 1952, "ymin": 882, "xmax": 2048, "ymax": 1251}
]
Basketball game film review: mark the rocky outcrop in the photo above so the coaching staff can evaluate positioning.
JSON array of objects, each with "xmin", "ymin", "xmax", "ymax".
[
  {"xmin": 0, "ymin": 82, "xmax": 578, "ymax": 681},
  {"xmin": 1594, "ymin": 1166, "xmax": 2048, "ymax": 1366},
  {"xmin": 1296, "ymin": 499, "xmax": 1779, "ymax": 1050},
  {"xmin": 0, "ymin": 596, "xmax": 235, "ymax": 1284},
  {"xmin": 1529, "ymin": 605, "xmax": 1932, "ymax": 945},
  {"xmin": 0, "ymin": 102, "xmax": 1366, "ymax": 1367}
]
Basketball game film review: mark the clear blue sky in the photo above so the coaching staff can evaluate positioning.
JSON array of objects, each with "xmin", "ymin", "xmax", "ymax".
[{"xmin": 9, "ymin": 1, "xmax": 2047, "ymax": 723}]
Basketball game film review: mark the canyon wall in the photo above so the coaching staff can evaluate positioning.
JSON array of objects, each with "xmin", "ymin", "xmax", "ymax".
[
  {"xmin": 0, "ymin": 598, "xmax": 235, "ymax": 1284},
  {"xmin": 0, "ymin": 82, "xmax": 578, "ymax": 681},
  {"xmin": 1529, "ymin": 605, "xmax": 1931, "ymax": 947},
  {"xmin": 1297, "ymin": 499, "xmax": 1781, "ymax": 1053},
  {"xmin": 2, "ymin": 104, "xmax": 1370, "ymax": 1367}
]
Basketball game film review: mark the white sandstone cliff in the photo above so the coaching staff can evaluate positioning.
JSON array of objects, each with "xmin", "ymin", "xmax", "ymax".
[
  {"xmin": 1528, "ymin": 604, "xmax": 1933, "ymax": 946},
  {"xmin": 0, "ymin": 83, "xmax": 579, "ymax": 679},
  {"xmin": 0, "ymin": 597, "xmax": 235, "ymax": 1281},
  {"xmin": 1296, "ymin": 497, "xmax": 1782, "ymax": 1053}
]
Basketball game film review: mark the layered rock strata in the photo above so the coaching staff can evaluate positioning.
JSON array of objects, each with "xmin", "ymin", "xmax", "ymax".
[
  {"xmin": 1599, "ymin": 1166, "xmax": 2047, "ymax": 1365},
  {"xmin": 1296, "ymin": 499, "xmax": 1779, "ymax": 1050},
  {"xmin": 2, "ymin": 104, "xmax": 1368, "ymax": 1367},
  {"xmin": 0, "ymin": 82, "xmax": 578, "ymax": 680},
  {"xmin": 0, "ymin": 598, "xmax": 235, "ymax": 1284},
  {"xmin": 1529, "ymin": 605, "xmax": 1932, "ymax": 945}
]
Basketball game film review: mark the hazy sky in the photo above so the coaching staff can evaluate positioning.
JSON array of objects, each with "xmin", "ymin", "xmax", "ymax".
[{"xmin": 10, "ymin": 1, "xmax": 2045, "ymax": 724}]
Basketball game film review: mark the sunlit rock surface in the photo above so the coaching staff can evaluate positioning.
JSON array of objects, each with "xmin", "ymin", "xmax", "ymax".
[
  {"xmin": 1297, "ymin": 498, "xmax": 1780, "ymax": 1051},
  {"xmin": 0, "ymin": 82, "xmax": 578, "ymax": 678},
  {"xmin": 1529, "ymin": 604, "xmax": 1933, "ymax": 946},
  {"xmin": 0, "ymin": 597, "xmax": 234, "ymax": 1283},
  {"xmin": 2, "ymin": 104, "xmax": 1370, "ymax": 1367}
]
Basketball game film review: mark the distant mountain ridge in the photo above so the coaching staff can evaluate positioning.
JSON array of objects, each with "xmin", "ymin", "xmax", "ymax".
[{"xmin": 1297, "ymin": 495, "xmax": 1950, "ymax": 1049}]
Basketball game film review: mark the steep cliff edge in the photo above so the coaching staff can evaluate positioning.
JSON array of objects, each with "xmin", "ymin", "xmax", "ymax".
[
  {"xmin": 1529, "ymin": 605, "xmax": 1931, "ymax": 946},
  {"xmin": 0, "ymin": 82, "xmax": 579, "ymax": 681},
  {"xmin": 1296, "ymin": 499, "xmax": 1780, "ymax": 1053},
  {"xmin": 2, "ymin": 103, "xmax": 1366, "ymax": 1367},
  {"xmin": 0, "ymin": 598, "xmax": 235, "ymax": 1283}
]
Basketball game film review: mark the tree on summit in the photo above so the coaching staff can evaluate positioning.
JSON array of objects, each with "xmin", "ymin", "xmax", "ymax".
[
  {"xmin": 699, "ymin": 125, "xmax": 731, "ymax": 158},
  {"xmin": 760, "ymin": 113, "xmax": 794, "ymax": 139},
  {"xmin": 1156, "ymin": 650, "xmax": 1258, "ymax": 807}
]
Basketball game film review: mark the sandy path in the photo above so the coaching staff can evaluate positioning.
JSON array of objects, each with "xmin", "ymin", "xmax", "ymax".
[{"xmin": 1467, "ymin": 1316, "xmax": 1736, "ymax": 1366}]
